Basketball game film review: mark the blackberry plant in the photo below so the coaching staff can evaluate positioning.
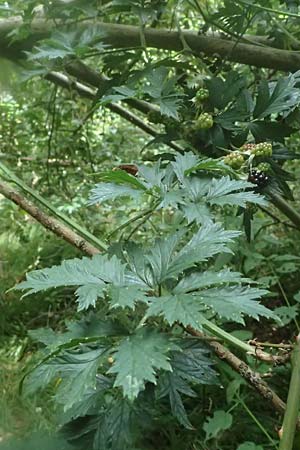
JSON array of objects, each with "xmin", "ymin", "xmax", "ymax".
[{"xmin": 15, "ymin": 154, "xmax": 277, "ymax": 450}]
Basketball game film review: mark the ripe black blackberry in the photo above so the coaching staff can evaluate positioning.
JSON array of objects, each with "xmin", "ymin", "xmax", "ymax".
[{"xmin": 248, "ymin": 169, "xmax": 269, "ymax": 187}]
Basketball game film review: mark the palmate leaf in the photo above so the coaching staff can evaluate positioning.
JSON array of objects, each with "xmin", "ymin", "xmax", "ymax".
[
  {"xmin": 108, "ymin": 328, "xmax": 179, "ymax": 400},
  {"xmin": 146, "ymin": 294, "xmax": 206, "ymax": 331},
  {"xmin": 62, "ymin": 396, "xmax": 140, "ymax": 450},
  {"xmin": 174, "ymin": 269, "xmax": 251, "ymax": 294},
  {"xmin": 194, "ymin": 286, "xmax": 274, "ymax": 324},
  {"xmin": 156, "ymin": 340, "xmax": 218, "ymax": 428},
  {"xmin": 15, "ymin": 254, "xmax": 134, "ymax": 311},
  {"xmin": 143, "ymin": 67, "xmax": 182, "ymax": 119},
  {"xmin": 94, "ymin": 398, "xmax": 137, "ymax": 450},
  {"xmin": 181, "ymin": 202, "xmax": 211, "ymax": 224},
  {"xmin": 61, "ymin": 374, "xmax": 112, "ymax": 424},
  {"xmin": 88, "ymin": 182, "xmax": 141, "ymax": 204},
  {"xmin": 166, "ymin": 223, "xmax": 240, "ymax": 279},
  {"xmin": 171, "ymin": 152, "xmax": 200, "ymax": 183},
  {"xmin": 24, "ymin": 347, "xmax": 107, "ymax": 411},
  {"xmin": 145, "ymin": 230, "xmax": 185, "ymax": 284},
  {"xmin": 205, "ymin": 177, "xmax": 267, "ymax": 207},
  {"xmin": 157, "ymin": 372, "xmax": 195, "ymax": 429},
  {"xmin": 108, "ymin": 285, "xmax": 148, "ymax": 309},
  {"xmin": 147, "ymin": 286, "xmax": 273, "ymax": 328},
  {"xmin": 253, "ymin": 71, "xmax": 300, "ymax": 119}
]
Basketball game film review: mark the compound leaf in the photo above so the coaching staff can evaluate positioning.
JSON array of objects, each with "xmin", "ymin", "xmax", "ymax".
[{"xmin": 108, "ymin": 328, "xmax": 177, "ymax": 400}]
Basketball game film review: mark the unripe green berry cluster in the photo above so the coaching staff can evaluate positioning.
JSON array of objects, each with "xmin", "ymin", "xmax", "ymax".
[
  {"xmin": 240, "ymin": 142, "xmax": 273, "ymax": 157},
  {"xmin": 251, "ymin": 142, "xmax": 273, "ymax": 157},
  {"xmin": 257, "ymin": 162, "xmax": 271, "ymax": 173},
  {"xmin": 195, "ymin": 88, "xmax": 209, "ymax": 101},
  {"xmin": 195, "ymin": 113, "xmax": 214, "ymax": 130},
  {"xmin": 223, "ymin": 152, "xmax": 244, "ymax": 169}
]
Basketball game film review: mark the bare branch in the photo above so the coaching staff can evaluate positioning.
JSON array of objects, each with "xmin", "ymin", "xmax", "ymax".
[
  {"xmin": 46, "ymin": 71, "xmax": 184, "ymax": 153},
  {"xmin": 188, "ymin": 327, "xmax": 295, "ymax": 424},
  {"xmin": 0, "ymin": 180, "xmax": 100, "ymax": 256},
  {"xmin": 1, "ymin": 17, "xmax": 300, "ymax": 72}
]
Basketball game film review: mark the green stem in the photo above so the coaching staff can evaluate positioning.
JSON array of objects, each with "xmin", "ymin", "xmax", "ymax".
[
  {"xmin": 279, "ymin": 335, "xmax": 300, "ymax": 450},
  {"xmin": 107, "ymin": 200, "xmax": 160, "ymax": 239},
  {"xmin": 201, "ymin": 318, "xmax": 273, "ymax": 360},
  {"xmin": 0, "ymin": 162, "xmax": 108, "ymax": 251},
  {"xmin": 240, "ymin": 398, "xmax": 278, "ymax": 449}
]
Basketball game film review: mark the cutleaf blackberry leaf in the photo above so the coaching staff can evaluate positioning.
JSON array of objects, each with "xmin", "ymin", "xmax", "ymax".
[
  {"xmin": 24, "ymin": 347, "xmax": 107, "ymax": 411},
  {"xmin": 145, "ymin": 230, "xmax": 185, "ymax": 284},
  {"xmin": 108, "ymin": 285, "xmax": 148, "ymax": 309},
  {"xmin": 108, "ymin": 328, "xmax": 179, "ymax": 400},
  {"xmin": 253, "ymin": 71, "xmax": 300, "ymax": 119},
  {"xmin": 15, "ymin": 254, "xmax": 143, "ymax": 311},
  {"xmin": 146, "ymin": 295, "xmax": 206, "ymax": 330},
  {"xmin": 174, "ymin": 269, "xmax": 251, "ymax": 294},
  {"xmin": 194, "ymin": 286, "xmax": 274, "ymax": 324},
  {"xmin": 157, "ymin": 372, "xmax": 195, "ymax": 429},
  {"xmin": 166, "ymin": 223, "xmax": 240, "ymax": 279},
  {"xmin": 94, "ymin": 398, "xmax": 139, "ymax": 450},
  {"xmin": 156, "ymin": 340, "xmax": 218, "ymax": 428},
  {"xmin": 93, "ymin": 169, "xmax": 147, "ymax": 191},
  {"xmin": 171, "ymin": 152, "xmax": 200, "ymax": 183},
  {"xmin": 88, "ymin": 182, "xmax": 141, "ymax": 204},
  {"xmin": 61, "ymin": 375, "xmax": 112, "ymax": 424}
]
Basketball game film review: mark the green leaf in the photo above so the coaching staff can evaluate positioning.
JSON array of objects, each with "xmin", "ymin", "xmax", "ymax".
[
  {"xmin": 273, "ymin": 305, "xmax": 298, "ymax": 326},
  {"xmin": 156, "ymin": 340, "xmax": 218, "ymax": 428},
  {"xmin": 108, "ymin": 285, "xmax": 148, "ymax": 309},
  {"xmin": 29, "ymin": 314, "xmax": 125, "ymax": 349},
  {"xmin": 88, "ymin": 182, "xmax": 141, "ymax": 204},
  {"xmin": 146, "ymin": 294, "xmax": 206, "ymax": 330},
  {"xmin": 195, "ymin": 286, "xmax": 274, "ymax": 324},
  {"xmin": 185, "ymin": 158, "xmax": 235, "ymax": 176},
  {"xmin": 61, "ymin": 375, "xmax": 112, "ymax": 424},
  {"xmin": 137, "ymin": 161, "xmax": 166, "ymax": 188},
  {"xmin": 204, "ymin": 176, "xmax": 267, "ymax": 207},
  {"xmin": 166, "ymin": 223, "xmax": 240, "ymax": 278},
  {"xmin": 157, "ymin": 372, "xmax": 195, "ymax": 429},
  {"xmin": 171, "ymin": 152, "xmax": 200, "ymax": 183},
  {"xmin": 108, "ymin": 328, "xmax": 177, "ymax": 400},
  {"xmin": 145, "ymin": 230, "xmax": 185, "ymax": 284},
  {"xmin": 174, "ymin": 269, "xmax": 250, "ymax": 294},
  {"xmin": 94, "ymin": 398, "xmax": 138, "ymax": 450},
  {"xmin": 171, "ymin": 340, "xmax": 218, "ymax": 385},
  {"xmin": 181, "ymin": 202, "xmax": 211, "ymax": 224},
  {"xmin": 25, "ymin": 347, "xmax": 107, "ymax": 411},
  {"xmin": 93, "ymin": 169, "xmax": 147, "ymax": 191},
  {"xmin": 144, "ymin": 67, "xmax": 182, "ymax": 119},
  {"xmin": 207, "ymin": 71, "xmax": 246, "ymax": 110},
  {"xmin": 15, "ymin": 254, "xmax": 127, "ymax": 310},
  {"xmin": 253, "ymin": 71, "xmax": 300, "ymax": 119},
  {"xmin": 203, "ymin": 410, "xmax": 233, "ymax": 441},
  {"xmin": 75, "ymin": 284, "xmax": 106, "ymax": 311}
]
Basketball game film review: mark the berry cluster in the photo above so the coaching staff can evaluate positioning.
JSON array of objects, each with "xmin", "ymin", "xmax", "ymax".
[
  {"xmin": 257, "ymin": 162, "xmax": 271, "ymax": 173},
  {"xmin": 195, "ymin": 88, "xmax": 209, "ymax": 101},
  {"xmin": 195, "ymin": 113, "xmax": 214, "ymax": 130},
  {"xmin": 241, "ymin": 143, "xmax": 257, "ymax": 153},
  {"xmin": 241, "ymin": 142, "xmax": 273, "ymax": 157},
  {"xmin": 223, "ymin": 152, "xmax": 244, "ymax": 169},
  {"xmin": 248, "ymin": 169, "xmax": 269, "ymax": 187}
]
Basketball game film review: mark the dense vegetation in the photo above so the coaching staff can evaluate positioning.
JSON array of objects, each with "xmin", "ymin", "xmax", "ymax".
[{"xmin": 1, "ymin": 1, "xmax": 300, "ymax": 449}]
